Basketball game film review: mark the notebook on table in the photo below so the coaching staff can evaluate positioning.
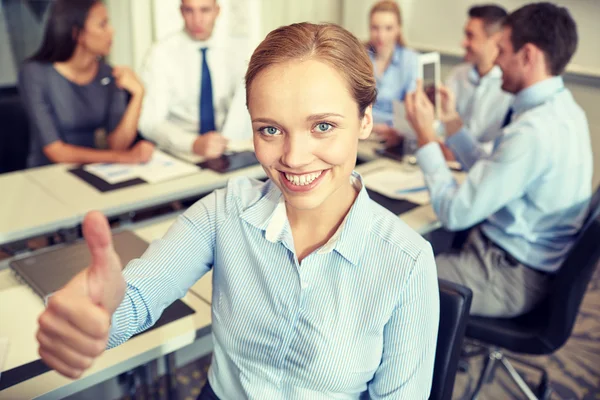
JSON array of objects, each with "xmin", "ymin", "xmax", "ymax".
[{"xmin": 9, "ymin": 231, "xmax": 149, "ymax": 300}]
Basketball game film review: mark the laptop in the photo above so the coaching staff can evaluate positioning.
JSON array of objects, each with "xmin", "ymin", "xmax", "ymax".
[{"xmin": 10, "ymin": 231, "xmax": 149, "ymax": 300}]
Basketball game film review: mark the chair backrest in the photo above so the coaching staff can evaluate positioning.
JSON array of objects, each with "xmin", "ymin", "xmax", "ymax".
[
  {"xmin": 540, "ymin": 187, "xmax": 600, "ymax": 350},
  {"xmin": 429, "ymin": 279, "xmax": 473, "ymax": 400},
  {"xmin": 0, "ymin": 86, "xmax": 30, "ymax": 173}
]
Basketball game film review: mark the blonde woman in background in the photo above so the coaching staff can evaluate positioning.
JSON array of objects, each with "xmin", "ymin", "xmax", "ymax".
[{"xmin": 367, "ymin": 0, "xmax": 419, "ymax": 146}]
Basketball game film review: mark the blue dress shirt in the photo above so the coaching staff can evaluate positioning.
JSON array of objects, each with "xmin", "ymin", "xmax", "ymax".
[
  {"xmin": 416, "ymin": 77, "xmax": 593, "ymax": 273},
  {"xmin": 369, "ymin": 45, "xmax": 419, "ymax": 126},
  {"xmin": 108, "ymin": 174, "xmax": 439, "ymax": 399},
  {"xmin": 445, "ymin": 64, "xmax": 513, "ymax": 152}
]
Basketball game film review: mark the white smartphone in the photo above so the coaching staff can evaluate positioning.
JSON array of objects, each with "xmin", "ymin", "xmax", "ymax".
[{"xmin": 418, "ymin": 52, "xmax": 441, "ymax": 120}]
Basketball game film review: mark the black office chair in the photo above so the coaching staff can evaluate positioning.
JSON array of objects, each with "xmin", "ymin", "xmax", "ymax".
[
  {"xmin": 464, "ymin": 188, "xmax": 600, "ymax": 400},
  {"xmin": 0, "ymin": 86, "xmax": 30, "ymax": 173},
  {"xmin": 430, "ymin": 280, "xmax": 473, "ymax": 400}
]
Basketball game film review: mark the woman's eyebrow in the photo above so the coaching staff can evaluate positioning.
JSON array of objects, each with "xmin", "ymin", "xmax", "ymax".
[
  {"xmin": 251, "ymin": 118, "xmax": 280, "ymax": 124},
  {"xmin": 306, "ymin": 113, "xmax": 345, "ymax": 122}
]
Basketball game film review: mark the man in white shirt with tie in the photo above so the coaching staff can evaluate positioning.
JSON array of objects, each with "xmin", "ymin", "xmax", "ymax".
[
  {"xmin": 444, "ymin": 5, "xmax": 512, "ymax": 151},
  {"xmin": 139, "ymin": 0, "xmax": 247, "ymax": 158}
]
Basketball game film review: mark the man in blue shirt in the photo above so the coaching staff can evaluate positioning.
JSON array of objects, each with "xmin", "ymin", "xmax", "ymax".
[
  {"xmin": 444, "ymin": 4, "xmax": 513, "ymax": 153},
  {"xmin": 405, "ymin": 2, "xmax": 593, "ymax": 317}
]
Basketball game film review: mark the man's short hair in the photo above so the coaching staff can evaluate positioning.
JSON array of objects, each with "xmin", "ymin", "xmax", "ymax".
[
  {"xmin": 503, "ymin": 2, "xmax": 578, "ymax": 76},
  {"xmin": 468, "ymin": 4, "xmax": 508, "ymax": 34}
]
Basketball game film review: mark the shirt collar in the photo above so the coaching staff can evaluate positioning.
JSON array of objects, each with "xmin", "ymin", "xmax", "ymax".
[
  {"xmin": 240, "ymin": 180, "xmax": 283, "ymax": 233},
  {"xmin": 467, "ymin": 65, "xmax": 503, "ymax": 85},
  {"xmin": 180, "ymin": 29, "xmax": 214, "ymax": 50},
  {"xmin": 512, "ymin": 76, "xmax": 564, "ymax": 115},
  {"xmin": 240, "ymin": 172, "xmax": 372, "ymax": 266}
]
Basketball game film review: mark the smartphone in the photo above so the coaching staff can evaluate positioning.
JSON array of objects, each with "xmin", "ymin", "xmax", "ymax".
[{"xmin": 418, "ymin": 52, "xmax": 441, "ymax": 120}]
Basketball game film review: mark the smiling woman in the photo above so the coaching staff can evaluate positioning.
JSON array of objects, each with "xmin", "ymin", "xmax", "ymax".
[{"xmin": 34, "ymin": 22, "xmax": 440, "ymax": 400}]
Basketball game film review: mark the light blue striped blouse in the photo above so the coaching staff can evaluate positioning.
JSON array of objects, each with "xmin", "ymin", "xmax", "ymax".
[{"xmin": 108, "ymin": 173, "xmax": 440, "ymax": 399}]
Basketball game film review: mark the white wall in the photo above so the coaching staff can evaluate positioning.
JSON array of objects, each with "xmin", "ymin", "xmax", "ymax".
[
  {"xmin": 105, "ymin": 0, "xmax": 133, "ymax": 67},
  {"xmin": 260, "ymin": 0, "xmax": 343, "ymax": 38},
  {"xmin": 342, "ymin": 0, "xmax": 377, "ymax": 41}
]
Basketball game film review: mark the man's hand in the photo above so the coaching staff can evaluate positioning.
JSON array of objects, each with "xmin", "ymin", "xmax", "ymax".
[
  {"xmin": 405, "ymin": 79, "xmax": 437, "ymax": 147},
  {"xmin": 193, "ymin": 132, "xmax": 228, "ymax": 158}
]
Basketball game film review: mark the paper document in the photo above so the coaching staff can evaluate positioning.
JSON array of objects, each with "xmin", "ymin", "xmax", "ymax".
[
  {"xmin": 392, "ymin": 100, "xmax": 417, "ymax": 138},
  {"xmin": 136, "ymin": 150, "xmax": 200, "ymax": 183},
  {"xmin": 226, "ymin": 139, "xmax": 254, "ymax": 153},
  {"xmin": 84, "ymin": 149, "xmax": 200, "ymax": 184},
  {"xmin": 83, "ymin": 162, "xmax": 140, "ymax": 184},
  {"xmin": 364, "ymin": 167, "xmax": 430, "ymax": 205},
  {"xmin": 167, "ymin": 150, "xmax": 204, "ymax": 164}
]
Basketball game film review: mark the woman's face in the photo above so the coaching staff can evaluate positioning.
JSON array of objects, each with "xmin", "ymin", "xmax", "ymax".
[
  {"xmin": 369, "ymin": 11, "xmax": 401, "ymax": 52},
  {"xmin": 78, "ymin": 3, "xmax": 114, "ymax": 56},
  {"xmin": 249, "ymin": 59, "xmax": 373, "ymax": 213}
]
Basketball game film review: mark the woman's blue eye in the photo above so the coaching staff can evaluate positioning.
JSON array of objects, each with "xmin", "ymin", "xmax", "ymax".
[
  {"xmin": 261, "ymin": 127, "xmax": 280, "ymax": 135},
  {"xmin": 316, "ymin": 123, "xmax": 332, "ymax": 133}
]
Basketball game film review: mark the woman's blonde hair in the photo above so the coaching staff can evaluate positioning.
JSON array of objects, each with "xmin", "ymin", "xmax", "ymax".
[
  {"xmin": 369, "ymin": 0, "xmax": 406, "ymax": 47},
  {"xmin": 245, "ymin": 22, "xmax": 377, "ymax": 117}
]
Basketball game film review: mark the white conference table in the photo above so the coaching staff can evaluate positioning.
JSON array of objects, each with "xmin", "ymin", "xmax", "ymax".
[
  {"xmin": 0, "ymin": 161, "xmax": 267, "ymax": 247},
  {"xmin": 0, "ymin": 171, "xmax": 80, "ymax": 245},
  {"xmin": 24, "ymin": 163, "xmax": 267, "ymax": 222}
]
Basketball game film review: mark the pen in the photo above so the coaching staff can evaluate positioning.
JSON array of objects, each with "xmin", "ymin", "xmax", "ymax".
[{"xmin": 395, "ymin": 186, "xmax": 427, "ymax": 194}]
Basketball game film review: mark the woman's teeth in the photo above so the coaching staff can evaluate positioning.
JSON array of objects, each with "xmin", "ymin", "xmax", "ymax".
[{"xmin": 284, "ymin": 171, "xmax": 323, "ymax": 186}]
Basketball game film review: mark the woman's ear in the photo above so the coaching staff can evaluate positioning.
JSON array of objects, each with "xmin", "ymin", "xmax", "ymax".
[
  {"xmin": 72, "ymin": 26, "xmax": 82, "ymax": 44},
  {"xmin": 358, "ymin": 105, "xmax": 374, "ymax": 140}
]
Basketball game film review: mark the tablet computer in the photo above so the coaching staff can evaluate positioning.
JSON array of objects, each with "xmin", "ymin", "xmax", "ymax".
[{"xmin": 197, "ymin": 151, "xmax": 259, "ymax": 173}]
